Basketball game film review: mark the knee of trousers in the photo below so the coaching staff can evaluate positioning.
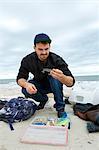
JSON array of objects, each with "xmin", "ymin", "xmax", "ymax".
[{"xmin": 49, "ymin": 76, "xmax": 63, "ymax": 91}]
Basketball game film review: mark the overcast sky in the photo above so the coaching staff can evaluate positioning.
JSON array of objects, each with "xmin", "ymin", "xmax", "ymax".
[{"xmin": 0, "ymin": 0, "xmax": 99, "ymax": 79}]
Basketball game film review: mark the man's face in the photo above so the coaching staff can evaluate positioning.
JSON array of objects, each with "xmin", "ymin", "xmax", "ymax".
[{"xmin": 34, "ymin": 42, "xmax": 50, "ymax": 61}]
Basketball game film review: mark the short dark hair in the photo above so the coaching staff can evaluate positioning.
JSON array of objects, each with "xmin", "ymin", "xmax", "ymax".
[{"xmin": 34, "ymin": 33, "xmax": 51, "ymax": 46}]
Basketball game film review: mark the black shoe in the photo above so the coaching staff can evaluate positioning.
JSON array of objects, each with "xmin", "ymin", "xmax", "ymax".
[
  {"xmin": 65, "ymin": 97, "xmax": 71, "ymax": 104},
  {"xmin": 37, "ymin": 101, "xmax": 47, "ymax": 110},
  {"xmin": 57, "ymin": 109, "xmax": 67, "ymax": 118}
]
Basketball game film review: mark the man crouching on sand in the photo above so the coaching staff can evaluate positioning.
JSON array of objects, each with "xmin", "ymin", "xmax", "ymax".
[{"xmin": 16, "ymin": 33, "xmax": 75, "ymax": 118}]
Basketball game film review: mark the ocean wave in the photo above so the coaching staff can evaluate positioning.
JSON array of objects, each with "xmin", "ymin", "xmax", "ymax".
[{"xmin": 0, "ymin": 81, "xmax": 18, "ymax": 89}]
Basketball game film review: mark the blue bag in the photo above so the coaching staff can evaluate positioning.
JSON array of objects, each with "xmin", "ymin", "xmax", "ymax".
[{"xmin": 0, "ymin": 97, "xmax": 37, "ymax": 130}]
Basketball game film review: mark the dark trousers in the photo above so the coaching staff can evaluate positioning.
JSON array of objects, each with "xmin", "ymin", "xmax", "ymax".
[{"xmin": 22, "ymin": 76, "xmax": 65, "ymax": 111}]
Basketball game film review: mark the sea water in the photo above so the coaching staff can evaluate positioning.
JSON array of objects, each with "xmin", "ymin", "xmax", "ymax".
[
  {"xmin": 75, "ymin": 75, "xmax": 99, "ymax": 81},
  {"xmin": 0, "ymin": 79, "xmax": 17, "ymax": 89},
  {"xmin": 0, "ymin": 75, "xmax": 99, "ymax": 90}
]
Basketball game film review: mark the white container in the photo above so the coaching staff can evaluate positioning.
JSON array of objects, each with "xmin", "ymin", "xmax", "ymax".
[
  {"xmin": 69, "ymin": 89, "xmax": 94, "ymax": 104},
  {"xmin": 92, "ymin": 87, "xmax": 99, "ymax": 105}
]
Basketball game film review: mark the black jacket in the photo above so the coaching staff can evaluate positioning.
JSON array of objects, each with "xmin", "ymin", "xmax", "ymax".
[{"xmin": 17, "ymin": 52, "xmax": 75, "ymax": 85}]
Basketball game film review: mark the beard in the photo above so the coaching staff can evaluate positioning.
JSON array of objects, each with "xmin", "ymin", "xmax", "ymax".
[{"xmin": 39, "ymin": 54, "xmax": 48, "ymax": 61}]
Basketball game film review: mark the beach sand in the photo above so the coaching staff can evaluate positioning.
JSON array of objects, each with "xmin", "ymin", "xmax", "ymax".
[{"xmin": 0, "ymin": 86, "xmax": 99, "ymax": 150}]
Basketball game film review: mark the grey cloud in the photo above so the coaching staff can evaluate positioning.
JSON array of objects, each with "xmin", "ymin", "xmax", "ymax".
[{"xmin": 0, "ymin": 0, "xmax": 99, "ymax": 78}]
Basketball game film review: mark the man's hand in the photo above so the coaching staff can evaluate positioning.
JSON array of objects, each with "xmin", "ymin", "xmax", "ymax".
[
  {"xmin": 17, "ymin": 78, "xmax": 37, "ymax": 94},
  {"xmin": 50, "ymin": 68, "xmax": 74, "ymax": 87},
  {"xmin": 26, "ymin": 82, "xmax": 37, "ymax": 94},
  {"xmin": 50, "ymin": 69, "xmax": 63, "ymax": 80}
]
